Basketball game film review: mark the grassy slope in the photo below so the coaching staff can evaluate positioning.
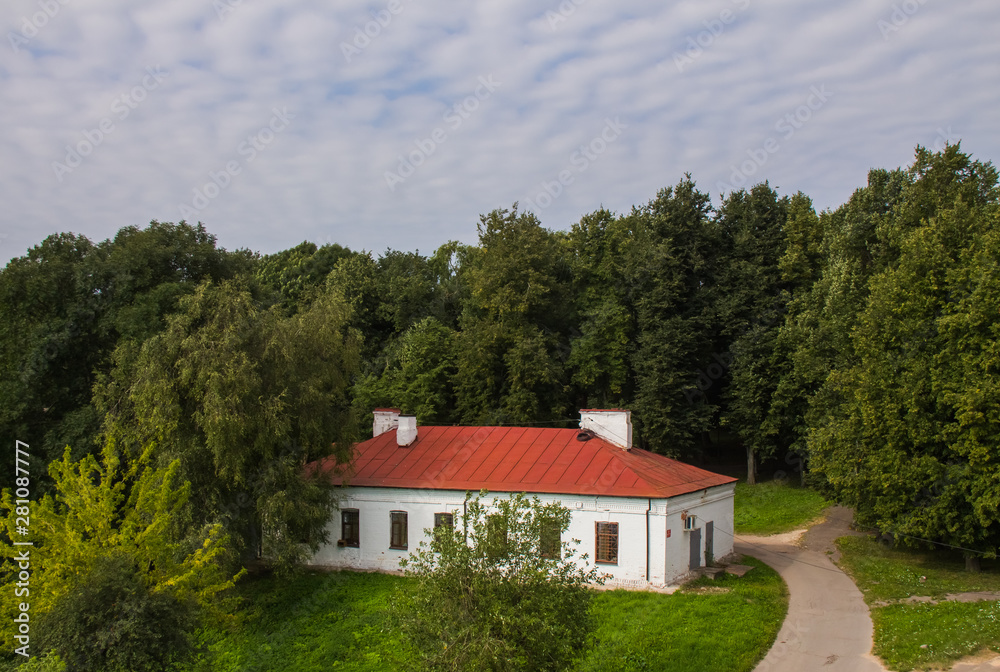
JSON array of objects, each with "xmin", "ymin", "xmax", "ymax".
[
  {"xmin": 733, "ymin": 481, "xmax": 829, "ymax": 535},
  {"xmin": 837, "ymin": 536, "xmax": 1000, "ymax": 671},
  {"xmin": 195, "ymin": 557, "xmax": 787, "ymax": 672}
]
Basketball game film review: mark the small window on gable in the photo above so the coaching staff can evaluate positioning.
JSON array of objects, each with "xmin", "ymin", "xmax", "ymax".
[
  {"xmin": 390, "ymin": 511, "xmax": 408, "ymax": 550},
  {"xmin": 341, "ymin": 509, "xmax": 359, "ymax": 548},
  {"xmin": 540, "ymin": 517, "xmax": 561, "ymax": 559},
  {"xmin": 595, "ymin": 521, "xmax": 618, "ymax": 564}
]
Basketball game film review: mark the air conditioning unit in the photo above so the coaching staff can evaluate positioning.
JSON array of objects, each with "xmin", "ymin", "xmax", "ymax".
[{"xmin": 683, "ymin": 514, "xmax": 697, "ymax": 531}]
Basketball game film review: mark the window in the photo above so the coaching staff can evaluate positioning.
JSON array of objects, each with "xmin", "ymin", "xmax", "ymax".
[
  {"xmin": 341, "ymin": 509, "xmax": 359, "ymax": 548},
  {"xmin": 486, "ymin": 513, "xmax": 509, "ymax": 560},
  {"xmin": 390, "ymin": 511, "xmax": 408, "ymax": 550},
  {"xmin": 434, "ymin": 512, "xmax": 454, "ymax": 529},
  {"xmin": 540, "ymin": 518, "xmax": 561, "ymax": 559},
  {"xmin": 595, "ymin": 522, "xmax": 618, "ymax": 564}
]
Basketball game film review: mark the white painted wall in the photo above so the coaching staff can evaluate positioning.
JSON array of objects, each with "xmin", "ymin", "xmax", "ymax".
[{"xmin": 306, "ymin": 484, "xmax": 735, "ymax": 588}]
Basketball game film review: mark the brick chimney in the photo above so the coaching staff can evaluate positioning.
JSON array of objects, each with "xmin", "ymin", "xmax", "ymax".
[
  {"xmin": 397, "ymin": 416, "xmax": 418, "ymax": 447},
  {"xmin": 373, "ymin": 408, "xmax": 400, "ymax": 437},
  {"xmin": 579, "ymin": 409, "xmax": 632, "ymax": 451}
]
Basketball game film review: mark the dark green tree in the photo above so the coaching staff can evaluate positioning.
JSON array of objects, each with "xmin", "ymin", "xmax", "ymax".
[
  {"xmin": 713, "ymin": 183, "xmax": 790, "ymax": 483},
  {"xmin": 454, "ymin": 206, "xmax": 573, "ymax": 424},
  {"xmin": 96, "ymin": 279, "xmax": 360, "ymax": 568},
  {"xmin": 626, "ymin": 178, "xmax": 720, "ymax": 456},
  {"xmin": 809, "ymin": 145, "xmax": 1000, "ymax": 570}
]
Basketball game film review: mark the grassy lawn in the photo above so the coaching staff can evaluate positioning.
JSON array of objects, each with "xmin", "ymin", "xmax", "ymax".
[
  {"xmin": 837, "ymin": 535, "xmax": 1000, "ymax": 671},
  {"xmin": 576, "ymin": 556, "xmax": 787, "ymax": 672},
  {"xmin": 194, "ymin": 571, "xmax": 419, "ymax": 672},
  {"xmin": 191, "ymin": 556, "xmax": 787, "ymax": 672},
  {"xmin": 733, "ymin": 480, "xmax": 829, "ymax": 535}
]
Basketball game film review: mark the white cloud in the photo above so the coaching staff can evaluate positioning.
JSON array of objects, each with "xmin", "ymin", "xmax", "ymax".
[{"xmin": 1, "ymin": 0, "xmax": 998, "ymax": 262}]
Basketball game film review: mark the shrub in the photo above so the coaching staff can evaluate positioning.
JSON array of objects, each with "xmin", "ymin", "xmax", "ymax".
[{"xmin": 397, "ymin": 491, "xmax": 602, "ymax": 672}]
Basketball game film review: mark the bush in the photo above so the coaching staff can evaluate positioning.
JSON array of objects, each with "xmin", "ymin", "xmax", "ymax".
[
  {"xmin": 397, "ymin": 491, "xmax": 602, "ymax": 672},
  {"xmin": 36, "ymin": 553, "xmax": 196, "ymax": 672}
]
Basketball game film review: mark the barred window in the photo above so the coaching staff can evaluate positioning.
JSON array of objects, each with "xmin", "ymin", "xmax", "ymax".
[
  {"xmin": 595, "ymin": 522, "xmax": 618, "ymax": 564},
  {"xmin": 434, "ymin": 512, "xmax": 454, "ymax": 529},
  {"xmin": 390, "ymin": 511, "xmax": 408, "ymax": 550},
  {"xmin": 341, "ymin": 510, "xmax": 359, "ymax": 548}
]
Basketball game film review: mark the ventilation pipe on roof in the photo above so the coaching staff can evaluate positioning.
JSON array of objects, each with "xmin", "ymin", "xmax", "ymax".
[
  {"xmin": 373, "ymin": 408, "xmax": 401, "ymax": 437},
  {"xmin": 397, "ymin": 415, "xmax": 418, "ymax": 447},
  {"xmin": 579, "ymin": 409, "xmax": 632, "ymax": 451}
]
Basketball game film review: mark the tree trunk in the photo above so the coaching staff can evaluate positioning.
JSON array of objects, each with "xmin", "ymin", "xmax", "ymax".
[
  {"xmin": 746, "ymin": 445, "xmax": 757, "ymax": 485},
  {"xmin": 966, "ymin": 554, "xmax": 982, "ymax": 573}
]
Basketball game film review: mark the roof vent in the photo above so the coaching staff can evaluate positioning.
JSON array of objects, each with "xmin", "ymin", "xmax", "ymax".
[
  {"xmin": 576, "ymin": 430, "xmax": 594, "ymax": 442},
  {"xmin": 397, "ymin": 415, "xmax": 418, "ymax": 447},
  {"xmin": 373, "ymin": 408, "xmax": 400, "ymax": 437},
  {"xmin": 579, "ymin": 409, "xmax": 632, "ymax": 451}
]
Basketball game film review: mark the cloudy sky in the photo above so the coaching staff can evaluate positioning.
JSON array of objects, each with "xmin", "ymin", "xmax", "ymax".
[{"xmin": 2, "ymin": 0, "xmax": 997, "ymax": 264}]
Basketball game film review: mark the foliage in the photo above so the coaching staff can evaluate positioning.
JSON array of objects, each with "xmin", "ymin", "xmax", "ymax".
[
  {"xmin": 625, "ymin": 178, "xmax": 720, "ymax": 456},
  {"xmin": 576, "ymin": 556, "xmax": 787, "ymax": 672},
  {"xmin": 0, "ymin": 444, "xmax": 241, "ymax": 659},
  {"xmin": 733, "ymin": 481, "xmax": 829, "ymax": 535},
  {"xmin": 352, "ymin": 317, "xmax": 459, "ymax": 427},
  {"xmin": 808, "ymin": 145, "xmax": 1000, "ymax": 564},
  {"xmin": 96, "ymin": 279, "xmax": 360, "ymax": 568},
  {"xmin": 0, "ymin": 221, "xmax": 252, "ymax": 488},
  {"xmin": 714, "ymin": 184, "xmax": 791, "ymax": 481},
  {"xmin": 397, "ymin": 492, "xmax": 601, "ymax": 672},
  {"xmin": 35, "ymin": 553, "xmax": 196, "ymax": 672},
  {"xmin": 454, "ymin": 207, "xmax": 573, "ymax": 425}
]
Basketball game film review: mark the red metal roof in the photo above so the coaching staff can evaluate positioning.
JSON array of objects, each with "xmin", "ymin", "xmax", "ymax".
[{"xmin": 317, "ymin": 426, "xmax": 737, "ymax": 499}]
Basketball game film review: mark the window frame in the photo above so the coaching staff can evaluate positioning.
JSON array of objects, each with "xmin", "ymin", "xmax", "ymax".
[
  {"xmin": 389, "ymin": 510, "xmax": 408, "ymax": 550},
  {"xmin": 434, "ymin": 512, "xmax": 454, "ymax": 530},
  {"xmin": 595, "ymin": 521, "xmax": 619, "ymax": 564},
  {"xmin": 341, "ymin": 509, "xmax": 360, "ymax": 548}
]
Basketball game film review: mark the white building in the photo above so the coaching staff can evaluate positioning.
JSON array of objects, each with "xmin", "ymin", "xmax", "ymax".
[{"xmin": 307, "ymin": 409, "xmax": 737, "ymax": 588}]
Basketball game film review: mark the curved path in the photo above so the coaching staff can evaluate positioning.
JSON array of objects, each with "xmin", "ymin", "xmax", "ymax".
[{"xmin": 736, "ymin": 505, "xmax": 887, "ymax": 672}]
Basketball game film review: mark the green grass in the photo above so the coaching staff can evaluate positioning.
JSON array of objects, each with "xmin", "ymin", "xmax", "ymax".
[
  {"xmin": 575, "ymin": 556, "xmax": 787, "ymax": 672},
  {"xmin": 838, "ymin": 535, "xmax": 1000, "ymax": 671},
  {"xmin": 190, "ymin": 557, "xmax": 788, "ymax": 672},
  {"xmin": 733, "ymin": 481, "xmax": 829, "ymax": 535},
  {"xmin": 872, "ymin": 601, "xmax": 1000, "ymax": 671},
  {"xmin": 194, "ymin": 570, "xmax": 419, "ymax": 672},
  {"xmin": 837, "ymin": 536, "xmax": 1000, "ymax": 603}
]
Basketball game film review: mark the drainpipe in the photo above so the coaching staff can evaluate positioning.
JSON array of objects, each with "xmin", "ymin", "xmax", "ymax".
[{"xmin": 646, "ymin": 498, "xmax": 652, "ymax": 584}]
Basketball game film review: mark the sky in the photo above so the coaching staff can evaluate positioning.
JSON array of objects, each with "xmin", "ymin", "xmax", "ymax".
[{"xmin": 2, "ymin": 0, "xmax": 998, "ymax": 265}]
